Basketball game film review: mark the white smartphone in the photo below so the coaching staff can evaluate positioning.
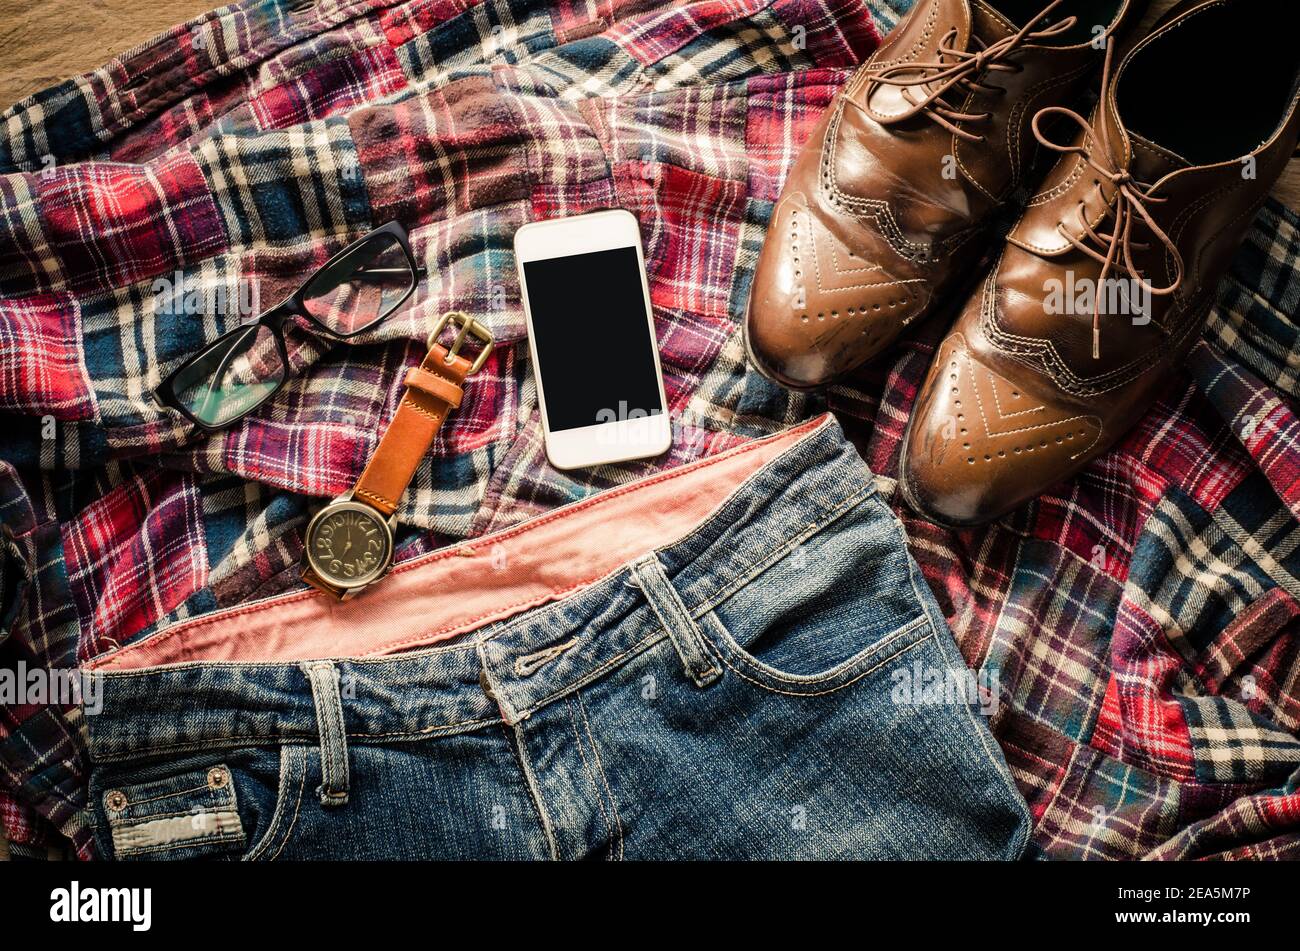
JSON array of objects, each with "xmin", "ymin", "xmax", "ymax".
[{"xmin": 514, "ymin": 209, "xmax": 672, "ymax": 470}]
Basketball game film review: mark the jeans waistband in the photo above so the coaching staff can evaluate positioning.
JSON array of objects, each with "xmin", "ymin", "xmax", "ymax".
[{"xmin": 85, "ymin": 413, "xmax": 881, "ymax": 762}]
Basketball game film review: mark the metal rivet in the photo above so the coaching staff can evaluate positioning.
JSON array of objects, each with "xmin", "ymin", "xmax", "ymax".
[
  {"xmin": 207, "ymin": 767, "xmax": 229, "ymax": 789},
  {"xmin": 105, "ymin": 790, "xmax": 128, "ymax": 811}
]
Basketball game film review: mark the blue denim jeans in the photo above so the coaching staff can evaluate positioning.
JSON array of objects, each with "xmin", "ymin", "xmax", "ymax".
[{"xmin": 84, "ymin": 415, "xmax": 1030, "ymax": 860}]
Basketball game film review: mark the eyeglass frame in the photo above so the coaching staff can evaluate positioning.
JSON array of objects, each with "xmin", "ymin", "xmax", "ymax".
[{"xmin": 153, "ymin": 220, "xmax": 426, "ymax": 432}]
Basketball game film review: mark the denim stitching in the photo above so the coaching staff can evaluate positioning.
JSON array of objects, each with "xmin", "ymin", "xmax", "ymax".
[
  {"xmin": 347, "ymin": 715, "xmax": 503, "ymax": 739},
  {"xmin": 507, "ymin": 721, "xmax": 559, "ymax": 861},
  {"xmin": 244, "ymin": 745, "xmax": 302, "ymax": 862},
  {"xmin": 110, "ymin": 780, "xmax": 212, "ymax": 808},
  {"xmin": 715, "ymin": 611, "xmax": 930, "ymax": 685},
  {"xmin": 566, "ymin": 696, "xmax": 615, "ymax": 859},
  {"xmin": 304, "ymin": 662, "xmax": 350, "ymax": 807},
  {"xmin": 112, "ymin": 830, "xmax": 245, "ymax": 859},
  {"xmin": 631, "ymin": 555, "xmax": 720, "ymax": 687},
  {"xmin": 111, "ymin": 806, "xmax": 238, "ymax": 826},
  {"xmin": 518, "ymin": 631, "xmax": 667, "ymax": 720},
  {"xmin": 514, "ymin": 639, "xmax": 578, "ymax": 676},
  {"xmin": 686, "ymin": 482, "xmax": 877, "ymax": 616},
  {"xmin": 705, "ymin": 623, "xmax": 934, "ymax": 698},
  {"xmin": 901, "ymin": 549, "xmax": 1028, "ymax": 845},
  {"xmin": 576, "ymin": 691, "xmax": 624, "ymax": 861},
  {"xmin": 92, "ymin": 715, "xmax": 510, "ymax": 763},
  {"xmin": 267, "ymin": 754, "xmax": 309, "ymax": 862},
  {"xmin": 94, "ymin": 735, "xmax": 318, "ymax": 763}
]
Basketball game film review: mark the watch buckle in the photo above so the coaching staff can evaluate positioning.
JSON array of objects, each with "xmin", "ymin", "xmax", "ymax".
[{"xmin": 428, "ymin": 311, "xmax": 494, "ymax": 374}]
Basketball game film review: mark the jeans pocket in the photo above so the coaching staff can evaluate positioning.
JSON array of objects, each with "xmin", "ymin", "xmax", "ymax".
[
  {"xmin": 699, "ymin": 490, "xmax": 933, "ymax": 690},
  {"xmin": 98, "ymin": 763, "xmax": 247, "ymax": 860},
  {"xmin": 699, "ymin": 610, "xmax": 935, "ymax": 695},
  {"xmin": 94, "ymin": 744, "xmax": 310, "ymax": 861}
]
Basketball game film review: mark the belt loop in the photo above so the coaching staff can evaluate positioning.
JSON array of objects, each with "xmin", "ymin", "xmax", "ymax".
[
  {"xmin": 303, "ymin": 661, "xmax": 350, "ymax": 808},
  {"xmin": 630, "ymin": 555, "xmax": 721, "ymax": 688}
]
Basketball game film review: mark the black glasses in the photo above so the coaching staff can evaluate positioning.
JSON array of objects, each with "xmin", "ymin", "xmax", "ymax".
[{"xmin": 155, "ymin": 221, "xmax": 424, "ymax": 431}]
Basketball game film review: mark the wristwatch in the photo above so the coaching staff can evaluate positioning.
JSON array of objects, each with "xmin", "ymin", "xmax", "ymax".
[{"xmin": 301, "ymin": 312, "xmax": 493, "ymax": 600}]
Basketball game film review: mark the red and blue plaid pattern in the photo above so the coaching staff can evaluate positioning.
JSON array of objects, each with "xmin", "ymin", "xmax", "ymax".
[
  {"xmin": 2, "ymin": 0, "xmax": 1299, "ymax": 862},
  {"xmin": 60, "ymin": 468, "xmax": 209, "ymax": 662},
  {"xmin": 0, "ymin": 292, "xmax": 94, "ymax": 420},
  {"xmin": 37, "ymin": 151, "xmax": 228, "ymax": 295}
]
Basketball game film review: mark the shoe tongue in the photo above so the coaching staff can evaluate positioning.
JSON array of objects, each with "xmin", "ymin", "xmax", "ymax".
[{"xmin": 970, "ymin": 0, "xmax": 1018, "ymax": 46}]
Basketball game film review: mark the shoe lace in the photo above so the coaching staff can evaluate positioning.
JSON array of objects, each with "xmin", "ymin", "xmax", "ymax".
[
  {"xmin": 865, "ymin": 0, "xmax": 1077, "ymax": 143},
  {"xmin": 1029, "ymin": 44, "xmax": 1185, "ymax": 360}
]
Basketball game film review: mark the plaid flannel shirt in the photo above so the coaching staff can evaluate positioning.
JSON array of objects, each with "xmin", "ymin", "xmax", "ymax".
[{"xmin": 1, "ymin": 0, "xmax": 1298, "ymax": 861}]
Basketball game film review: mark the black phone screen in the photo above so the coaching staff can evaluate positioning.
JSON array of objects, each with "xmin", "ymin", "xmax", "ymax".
[{"xmin": 522, "ymin": 245, "xmax": 664, "ymax": 433}]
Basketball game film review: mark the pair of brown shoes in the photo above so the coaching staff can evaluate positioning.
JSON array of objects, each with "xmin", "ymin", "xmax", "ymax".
[{"xmin": 744, "ymin": 0, "xmax": 1300, "ymax": 526}]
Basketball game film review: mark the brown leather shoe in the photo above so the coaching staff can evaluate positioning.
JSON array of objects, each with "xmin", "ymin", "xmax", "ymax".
[
  {"xmin": 744, "ymin": 0, "xmax": 1147, "ymax": 389},
  {"xmin": 900, "ymin": 0, "xmax": 1300, "ymax": 526}
]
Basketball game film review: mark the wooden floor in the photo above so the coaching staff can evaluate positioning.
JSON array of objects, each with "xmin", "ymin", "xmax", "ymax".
[
  {"xmin": 0, "ymin": 0, "xmax": 1295, "ymax": 205},
  {"xmin": 0, "ymin": 0, "xmax": 216, "ymax": 108}
]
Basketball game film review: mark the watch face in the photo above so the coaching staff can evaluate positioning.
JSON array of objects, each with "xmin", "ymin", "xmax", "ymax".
[{"xmin": 305, "ymin": 501, "xmax": 393, "ymax": 589}]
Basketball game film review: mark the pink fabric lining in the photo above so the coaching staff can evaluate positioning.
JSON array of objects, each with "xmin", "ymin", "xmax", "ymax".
[{"xmin": 88, "ymin": 416, "xmax": 831, "ymax": 670}]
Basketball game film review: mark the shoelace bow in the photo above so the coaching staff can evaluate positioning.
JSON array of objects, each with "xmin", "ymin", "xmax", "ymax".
[
  {"xmin": 865, "ymin": 0, "xmax": 1077, "ymax": 143},
  {"xmin": 1030, "ymin": 44, "xmax": 1185, "ymax": 360}
]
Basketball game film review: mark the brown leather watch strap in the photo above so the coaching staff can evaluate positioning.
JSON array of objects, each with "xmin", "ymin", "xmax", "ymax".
[{"xmin": 352, "ymin": 343, "xmax": 471, "ymax": 516}]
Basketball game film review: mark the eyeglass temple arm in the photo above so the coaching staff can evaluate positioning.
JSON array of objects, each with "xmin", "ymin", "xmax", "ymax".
[
  {"xmin": 309, "ymin": 256, "xmax": 425, "ymax": 288},
  {"xmin": 347, "ymin": 264, "xmax": 426, "ymax": 281}
]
